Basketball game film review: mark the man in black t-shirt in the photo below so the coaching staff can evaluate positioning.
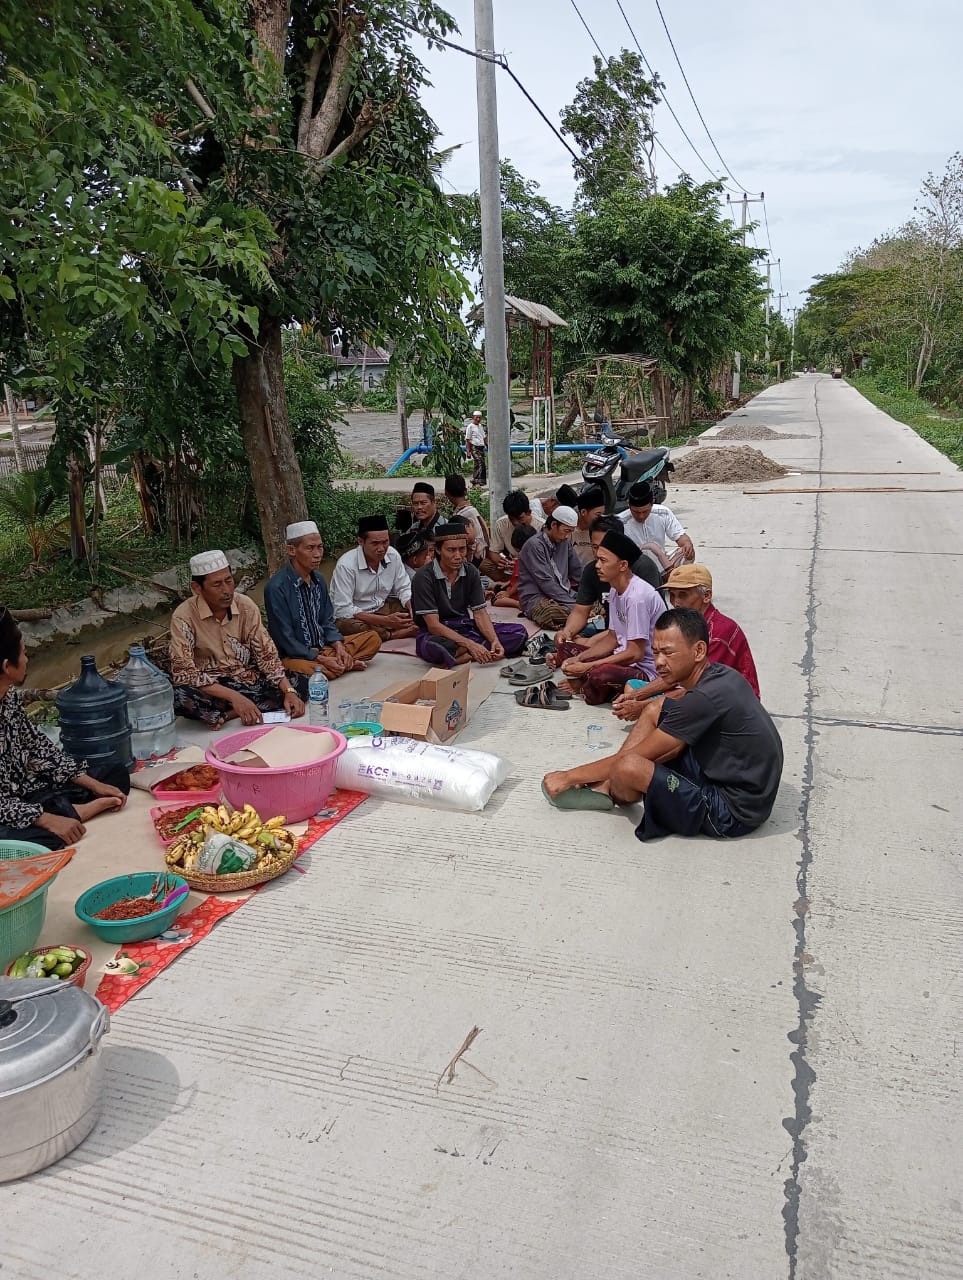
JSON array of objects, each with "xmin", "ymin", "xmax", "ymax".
[{"xmin": 542, "ymin": 608, "xmax": 783, "ymax": 840}]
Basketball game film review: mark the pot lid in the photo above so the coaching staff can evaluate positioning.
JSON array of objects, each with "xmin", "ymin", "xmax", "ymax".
[{"xmin": 0, "ymin": 978, "xmax": 108, "ymax": 1097}]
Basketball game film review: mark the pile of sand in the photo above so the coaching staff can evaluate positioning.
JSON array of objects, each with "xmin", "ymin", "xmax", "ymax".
[
  {"xmin": 715, "ymin": 422, "xmax": 809, "ymax": 440},
  {"xmin": 673, "ymin": 446, "xmax": 789, "ymax": 484}
]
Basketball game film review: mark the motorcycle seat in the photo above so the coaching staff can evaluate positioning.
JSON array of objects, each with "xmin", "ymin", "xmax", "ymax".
[{"xmin": 621, "ymin": 449, "xmax": 667, "ymax": 479}]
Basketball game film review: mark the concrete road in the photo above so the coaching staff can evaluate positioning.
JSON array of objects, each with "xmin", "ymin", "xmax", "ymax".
[{"xmin": 7, "ymin": 376, "xmax": 962, "ymax": 1278}]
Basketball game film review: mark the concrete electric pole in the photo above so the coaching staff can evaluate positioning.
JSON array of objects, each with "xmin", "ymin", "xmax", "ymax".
[
  {"xmin": 727, "ymin": 193, "xmax": 764, "ymax": 399},
  {"xmin": 474, "ymin": 0, "xmax": 511, "ymax": 513}
]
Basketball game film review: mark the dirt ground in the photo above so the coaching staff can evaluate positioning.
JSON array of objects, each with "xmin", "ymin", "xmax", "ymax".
[
  {"xmin": 672, "ymin": 445, "xmax": 789, "ymax": 483},
  {"xmin": 714, "ymin": 422, "xmax": 812, "ymax": 441}
]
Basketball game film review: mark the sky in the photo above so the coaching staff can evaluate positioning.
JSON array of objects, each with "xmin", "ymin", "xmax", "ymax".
[{"xmin": 413, "ymin": 0, "xmax": 961, "ymax": 316}]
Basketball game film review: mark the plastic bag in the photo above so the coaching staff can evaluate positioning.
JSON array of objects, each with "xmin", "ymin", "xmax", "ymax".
[
  {"xmin": 197, "ymin": 832, "xmax": 257, "ymax": 875},
  {"xmin": 334, "ymin": 735, "xmax": 509, "ymax": 812}
]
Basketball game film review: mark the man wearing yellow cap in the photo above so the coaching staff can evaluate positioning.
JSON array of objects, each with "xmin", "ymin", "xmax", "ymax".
[
  {"xmin": 612, "ymin": 563, "xmax": 759, "ymax": 720},
  {"xmin": 170, "ymin": 550, "xmax": 305, "ymax": 727}
]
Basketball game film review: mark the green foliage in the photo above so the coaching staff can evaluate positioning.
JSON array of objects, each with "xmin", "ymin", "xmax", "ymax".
[
  {"xmin": 0, "ymin": 468, "xmax": 69, "ymax": 571},
  {"xmin": 570, "ymin": 177, "xmax": 764, "ymax": 384},
  {"xmin": 303, "ymin": 482, "xmax": 405, "ymax": 556},
  {"xmin": 560, "ymin": 51, "xmax": 660, "ymax": 205},
  {"xmin": 360, "ymin": 385, "xmax": 400, "ymax": 412},
  {"xmin": 282, "ymin": 333, "xmax": 344, "ymax": 487}
]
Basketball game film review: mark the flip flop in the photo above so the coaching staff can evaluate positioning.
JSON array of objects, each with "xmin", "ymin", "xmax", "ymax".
[
  {"xmin": 501, "ymin": 658, "xmax": 547, "ymax": 681},
  {"xmin": 508, "ymin": 664, "xmax": 553, "ymax": 686},
  {"xmin": 526, "ymin": 635, "xmax": 556, "ymax": 659},
  {"xmin": 515, "ymin": 684, "xmax": 570, "ymax": 710},
  {"xmin": 541, "ymin": 780, "xmax": 615, "ymax": 811}
]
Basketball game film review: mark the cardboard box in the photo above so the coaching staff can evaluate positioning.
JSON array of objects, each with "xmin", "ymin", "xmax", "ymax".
[{"xmin": 370, "ymin": 666, "xmax": 469, "ymax": 743}]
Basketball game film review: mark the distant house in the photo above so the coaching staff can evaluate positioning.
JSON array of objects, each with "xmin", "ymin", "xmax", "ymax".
[{"xmin": 326, "ymin": 331, "xmax": 392, "ymax": 388}]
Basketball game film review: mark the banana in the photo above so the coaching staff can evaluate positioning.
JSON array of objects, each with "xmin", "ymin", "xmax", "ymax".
[
  {"xmin": 216, "ymin": 805, "xmax": 231, "ymax": 828},
  {"xmin": 264, "ymin": 815, "xmax": 286, "ymax": 829},
  {"xmin": 242, "ymin": 803, "xmax": 258, "ymax": 819},
  {"xmin": 201, "ymin": 807, "xmax": 220, "ymax": 824}
]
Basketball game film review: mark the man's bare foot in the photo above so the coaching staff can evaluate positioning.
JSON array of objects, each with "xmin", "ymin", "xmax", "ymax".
[
  {"xmin": 391, "ymin": 625, "xmax": 419, "ymax": 640},
  {"xmin": 76, "ymin": 796, "xmax": 124, "ymax": 821}
]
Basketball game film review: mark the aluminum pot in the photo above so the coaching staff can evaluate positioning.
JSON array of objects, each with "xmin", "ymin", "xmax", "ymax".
[{"xmin": 0, "ymin": 977, "xmax": 109, "ymax": 1181}]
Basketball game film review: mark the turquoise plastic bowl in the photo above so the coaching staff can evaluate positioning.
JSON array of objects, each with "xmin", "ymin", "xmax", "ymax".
[
  {"xmin": 74, "ymin": 872, "xmax": 189, "ymax": 945},
  {"xmin": 337, "ymin": 721, "xmax": 383, "ymax": 738}
]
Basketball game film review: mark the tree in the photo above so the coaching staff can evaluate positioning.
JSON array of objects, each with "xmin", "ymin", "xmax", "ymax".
[
  {"xmin": 560, "ymin": 51, "xmax": 661, "ymax": 204},
  {"xmin": 2, "ymin": 2, "xmax": 473, "ymax": 572},
  {"xmin": 569, "ymin": 178, "xmax": 764, "ymax": 427}
]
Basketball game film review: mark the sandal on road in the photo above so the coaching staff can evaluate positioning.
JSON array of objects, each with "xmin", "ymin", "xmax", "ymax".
[
  {"xmin": 541, "ymin": 780, "xmax": 615, "ymax": 811},
  {"xmin": 501, "ymin": 658, "xmax": 547, "ymax": 680},
  {"xmin": 515, "ymin": 683, "xmax": 570, "ymax": 710},
  {"xmin": 507, "ymin": 663, "xmax": 553, "ymax": 686}
]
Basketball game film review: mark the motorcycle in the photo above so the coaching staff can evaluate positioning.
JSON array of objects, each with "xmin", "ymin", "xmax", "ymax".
[{"xmin": 580, "ymin": 437, "xmax": 674, "ymax": 513}]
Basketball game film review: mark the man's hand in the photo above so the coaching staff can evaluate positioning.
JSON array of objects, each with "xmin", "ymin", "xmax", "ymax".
[
  {"xmin": 678, "ymin": 534, "xmax": 695, "ymax": 561},
  {"xmin": 231, "ymin": 693, "xmax": 263, "ymax": 725},
  {"xmin": 36, "ymin": 812, "xmax": 86, "ymax": 845},
  {"xmin": 542, "ymin": 770, "xmax": 574, "ymax": 800},
  {"xmin": 283, "ymin": 688, "xmax": 305, "ymax": 719},
  {"xmin": 555, "ymin": 626, "xmax": 574, "ymax": 646},
  {"xmin": 489, "ymin": 639, "xmax": 505, "ymax": 660},
  {"xmin": 467, "ymin": 640, "xmax": 497, "ymax": 664},
  {"xmin": 612, "ymin": 694, "xmax": 645, "ymax": 722}
]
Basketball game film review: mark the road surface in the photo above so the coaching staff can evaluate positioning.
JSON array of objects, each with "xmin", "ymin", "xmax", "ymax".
[{"xmin": 6, "ymin": 375, "xmax": 962, "ymax": 1278}]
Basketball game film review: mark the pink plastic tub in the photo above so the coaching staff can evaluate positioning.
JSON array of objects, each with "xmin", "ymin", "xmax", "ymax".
[{"xmin": 205, "ymin": 725, "xmax": 347, "ymax": 823}]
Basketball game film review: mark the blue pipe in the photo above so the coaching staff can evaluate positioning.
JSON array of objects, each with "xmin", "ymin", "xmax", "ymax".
[{"xmin": 385, "ymin": 440, "xmax": 627, "ymax": 476}]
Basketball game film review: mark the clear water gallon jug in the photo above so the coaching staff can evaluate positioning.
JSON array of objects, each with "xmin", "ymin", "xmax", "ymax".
[
  {"xmin": 114, "ymin": 645, "xmax": 176, "ymax": 760},
  {"xmin": 55, "ymin": 656, "xmax": 134, "ymax": 772}
]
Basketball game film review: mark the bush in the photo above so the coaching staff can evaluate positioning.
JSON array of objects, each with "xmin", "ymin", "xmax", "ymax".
[{"xmin": 304, "ymin": 482, "xmax": 408, "ymax": 555}]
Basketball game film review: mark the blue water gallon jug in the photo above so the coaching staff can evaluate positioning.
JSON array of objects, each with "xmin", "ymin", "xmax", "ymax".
[
  {"xmin": 114, "ymin": 645, "xmax": 176, "ymax": 760},
  {"xmin": 55, "ymin": 655, "xmax": 134, "ymax": 772}
]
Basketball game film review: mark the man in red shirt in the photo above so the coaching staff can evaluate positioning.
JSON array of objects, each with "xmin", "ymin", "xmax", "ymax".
[{"xmin": 612, "ymin": 563, "xmax": 759, "ymax": 719}]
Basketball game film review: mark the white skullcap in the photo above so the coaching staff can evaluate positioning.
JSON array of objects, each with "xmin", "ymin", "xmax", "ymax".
[
  {"xmin": 189, "ymin": 550, "xmax": 229, "ymax": 576},
  {"xmin": 472, "ymin": 410, "xmax": 482, "ymax": 418},
  {"xmin": 551, "ymin": 505, "xmax": 578, "ymax": 528},
  {"xmin": 285, "ymin": 520, "xmax": 319, "ymax": 541}
]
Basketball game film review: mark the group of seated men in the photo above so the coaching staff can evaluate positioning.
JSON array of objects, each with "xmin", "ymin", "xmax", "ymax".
[{"xmin": 0, "ymin": 464, "xmax": 780, "ymax": 851}]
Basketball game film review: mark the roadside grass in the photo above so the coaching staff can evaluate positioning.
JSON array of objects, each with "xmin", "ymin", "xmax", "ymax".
[{"xmin": 850, "ymin": 373, "xmax": 963, "ymax": 470}]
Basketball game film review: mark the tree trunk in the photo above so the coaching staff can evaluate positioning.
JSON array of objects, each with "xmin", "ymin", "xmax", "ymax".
[
  {"xmin": 67, "ymin": 455, "xmax": 87, "ymax": 562},
  {"xmin": 3, "ymin": 382, "xmax": 26, "ymax": 472},
  {"xmin": 396, "ymin": 377, "xmax": 410, "ymax": 451},
  {"xmin": 233, "ymin": 316, "xmax": 308, "ymax": 573}
]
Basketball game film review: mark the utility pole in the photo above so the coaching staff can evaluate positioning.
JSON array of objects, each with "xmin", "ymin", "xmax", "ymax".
[
  {"xmin": 789, "ymin": 307, "xmax": 798, "ymax": 374},
  {"xmin": 764, "ymin": 261, "xmax": 772, "ymax": 368},
  {"xmin": 726, "ymin": 193, "xmax": 764, "ymax": 399},
  {"xmin": 474, "ymin": 0, "xmax": 511, "ymax": 512},
  {"xmin": 776, "ymin": 291, "xmax": 789, "ymax": 315}
]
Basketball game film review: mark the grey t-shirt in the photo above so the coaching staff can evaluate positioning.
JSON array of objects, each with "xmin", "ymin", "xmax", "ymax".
[{"xmin": 658, "ymin": 663, "xmax": 783, "ymax": 826}]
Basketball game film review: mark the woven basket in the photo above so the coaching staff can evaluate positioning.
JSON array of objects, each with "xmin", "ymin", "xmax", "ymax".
[{"xmin": 176, "ymin": 845, "xmax": 299, "ymax": 894}]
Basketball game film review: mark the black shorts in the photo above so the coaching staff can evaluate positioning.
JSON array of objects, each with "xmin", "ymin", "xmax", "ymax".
[{"xmin": 634, "ymin": 746, "xmax": 754, "ymax": 843}]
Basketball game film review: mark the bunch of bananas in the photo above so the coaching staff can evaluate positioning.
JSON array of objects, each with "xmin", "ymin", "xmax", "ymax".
[{"xmin": 165, "ymin": 802, "xmax": 297, "ymax": 872}]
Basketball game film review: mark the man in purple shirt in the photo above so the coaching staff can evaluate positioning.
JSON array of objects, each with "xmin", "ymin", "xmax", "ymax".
[
  {"xmin": 516, "ymin": 506, "xmax": 583, "ymax": 629},
  {"xmin": 555, "ymin": 530, "xmax": 665, "ymax": 705}
]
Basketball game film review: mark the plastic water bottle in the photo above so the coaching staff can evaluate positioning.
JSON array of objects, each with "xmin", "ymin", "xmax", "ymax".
[
  {"xmin": 114, "ymin": 645, "xmax": 176, "ymax": 759},
  {"xmin": 307, "ymin": 667, "xmax": 329, "ymax": 726}
]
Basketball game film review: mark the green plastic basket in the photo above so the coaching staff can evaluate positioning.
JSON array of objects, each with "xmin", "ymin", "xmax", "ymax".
[{"xmin": 0, "ymin": 840, "xmax": 56, "ymax": 971}]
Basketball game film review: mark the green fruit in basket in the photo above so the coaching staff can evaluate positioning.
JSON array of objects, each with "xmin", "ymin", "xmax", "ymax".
[
  {"xmin": 54, "ymin": 961, "xmax": 74, "ymax": 978},
  {"xmin": 41, "ymin": 952, "xmax": 60, "ymax": 971},
  {"xmin": 52, "ymin": 946, "xmax": 78, "ymax": 963},
  {"xmin": 8, "ymin": 952, "xmax": 34, "ymax": 978}
]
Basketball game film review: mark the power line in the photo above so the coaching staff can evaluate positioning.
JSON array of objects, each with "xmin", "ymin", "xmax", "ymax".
[
  {"xmin": 652, "ymin": 0, "xmax": 760, "ymax": 196},
  {"xmin": 614, "ymin": 0, "xmax": 737, "ymax": 191},
  {"xmin": 418, "ymin": 30, "xmax": 584, "ymax": 168},
  {"xmin": 568, "ymin": 0, "xmax": 607, "ymax": 60}
]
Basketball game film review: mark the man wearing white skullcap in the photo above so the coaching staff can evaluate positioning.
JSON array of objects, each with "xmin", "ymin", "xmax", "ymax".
[
  {"xmin": 515, "ymin": 506, "xmax": 584, "ymax": 630},
  {"xmin": 169, "ymin": 550, "xmax": 305, "ymax": 727},
  {"xmin": 263, "ymin": 521, "xmax": 381, "ymax": 694}
]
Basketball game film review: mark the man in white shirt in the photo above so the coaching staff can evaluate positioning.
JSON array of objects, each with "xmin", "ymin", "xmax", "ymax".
[
  {"xmin": 464, "ymin": 410, "xmax": 487, "ymax": 486},
  {"xmin": 481, "ymin": 489, "xmax": 544, "ymax": 581},
  {"xmin": 331, "ymin": 515, "xmax": 419, "ymax": 641},
  {"xmin": 618, "ymin": 481, "xmax": 695, "ymax": 562}
]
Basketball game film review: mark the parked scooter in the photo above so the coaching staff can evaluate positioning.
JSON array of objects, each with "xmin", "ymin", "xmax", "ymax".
[{"xmin": 581, "ymin": 437, "xmax": 674, "ymax": 512}]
